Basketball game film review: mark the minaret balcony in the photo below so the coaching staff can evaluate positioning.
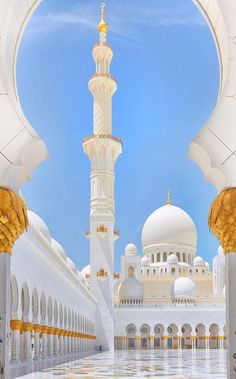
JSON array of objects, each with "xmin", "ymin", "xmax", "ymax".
[
  {"xmin": 89, "ymin": 72, "xmax": 116, "ymax": 83},
  {"xmin": 83, "ymin": 134, "xmax": 123, "ymax": 146},
  {"xmin": 85, "ymin": 231, "xmax": 90, "ymax": 239},
  {"xmin": 96, "ymin": 224, "xmax": 108, "ymax": 238}
]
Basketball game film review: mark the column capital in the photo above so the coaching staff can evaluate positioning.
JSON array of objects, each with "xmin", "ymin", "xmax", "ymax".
[
  {"xmin": 10, "ymin": 319, "xmax": 22, "ymax": 330},
  {"xmin": 33, "ymin": 324, "xmax": 42, "ymax": 333},
  {"xmin": 41, "ymin": 325, "xmax": 48, "ymax": 334},
  {"xmin": 21, "ymin": 322, "xmax": 33, "ymax": 332},
  {"xmin": 0, "ymin": 187, "xmax": 28, "ymax": 255},
  {"xmin": 209, "ymin": 187, "xmax": 236, "ymax": 253},
  {"xmin": 47, "ymin": 327, "xmax": 55, "ymax": 335}
]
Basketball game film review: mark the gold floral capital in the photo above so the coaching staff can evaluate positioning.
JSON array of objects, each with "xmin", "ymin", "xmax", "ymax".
[
  {"xmin": 10, "ymin": 320, "xmax": 22, "ymax": 331},
  {"xmin": 21, "ymin": 322, "xmax": 33, "ymax": 332},
  {"xmin": 0, "ymin": 187, "xmax": 28, "ymax": 255},
  {"xmin": 47, "ymin": 327, "xmax": 55, "ymax": 335},
  {"xmin": 208, "ymin": 187, "xmax": 236, "ymax": 253},
  {"xmin": 41, "ymin": 325, "xmax": 48, "ymax": 334},
  {"xmin": 33, "ymin": 324, "xmax": 42, "ymax": 333}
]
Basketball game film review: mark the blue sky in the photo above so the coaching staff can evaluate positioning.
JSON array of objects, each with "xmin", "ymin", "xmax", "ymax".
[{"xmin": 18, "ymin": 0, "xmax": 220, "ymax": 271}]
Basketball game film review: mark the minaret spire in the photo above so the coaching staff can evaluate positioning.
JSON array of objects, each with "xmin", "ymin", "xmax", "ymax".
[
  {"xmin": 83, "ymin": 4, "xmax": 122, "ymax": 352},
  {"xmin": 98, "ymin": 3, "xmax": 108, "ymax": 43},
  {"xmin": 167, "ymin": 189, "xmax": 171, "ymax": 206}
]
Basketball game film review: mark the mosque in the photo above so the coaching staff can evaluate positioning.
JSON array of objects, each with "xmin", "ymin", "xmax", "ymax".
[{"xmin": 5, "ymin": 4, "xmax": 226, "ymax": 378}]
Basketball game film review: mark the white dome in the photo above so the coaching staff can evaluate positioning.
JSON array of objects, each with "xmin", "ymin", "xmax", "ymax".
[
  {"xmin": 119, "ymin": 277, "xmax": 144, "ymax": 300},
  {"xmin": 141, "ymin": 256, "xmax": 150, "ymax": 266},
  {"xmin": 205, "ymin": 261, "xmax": 210, "ymax": 270},
  {"xmin": 218, "ymin": 245, "xmax": 224, "ymax": 255},
  {"xmin": 142, "ymin": 204, "xmax": 197, "ymax": 249},
  {"xmin": 81, "ymin": 264, "xmax": 90, "ymax": 279},
  {"xmin": 66, "ymin": 257, "xmax": 78, "ymax": 275},
  {"xmin": 51, "ymin": 239, "xmax": 66, "ymax": 261},
  {"xmin": 168, "ymin": 254, "xmax": 178, "ymax": 264},
  {"xmin": 125, "ymin": 243, "xmax": 137, "ymax": 255},
  {"xmin": 193, "ymin": 256, "xmax": 204, "ymax": 266},
  {"xmin": 27, "ymin": 210, "xmax": 51, "ymax": 242},
  {"xmin": 171, "ymin": 277, "xmax": 197, "ymax": 299}
]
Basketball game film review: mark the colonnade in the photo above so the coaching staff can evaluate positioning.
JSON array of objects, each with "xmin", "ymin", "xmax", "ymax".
[
  {"xmin": 115, "ymin": 334, "xmax": 226, "ymax": 350},
  {"xmin": 10, "ymin": 320, "xmax": 95, "ymax": 364}
]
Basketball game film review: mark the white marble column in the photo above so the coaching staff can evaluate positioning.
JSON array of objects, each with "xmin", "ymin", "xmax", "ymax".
[
  {"xmin": 58, "ymin": 331, "xmax": 63, "ymax": 355},
  {"xmin": 225, "ymin": 252, "xmax": 236, "ymax": 379},
  {"xmin": 21, "ymin": 323, "xmax": 33, "ymax": 361},
  {"xmin": 178, "ymin": 335, "xmax": 182, "ymax": 350},
  {"xmin": 192, "ymin": 334, "xmax": 196, "ymax": 350},
  {"xmin": 53, "ymin": 329, "xmax": 59, "ymax": 356},
  {"xmin": 10, "ymin": 320, "xmax": 22, "ymax": 363},
  {"xmin": 205, "ymin": 334, "xmax": 210, "ymax": 350},
  {"xmin": 0, "ymin": 253, "xmax": 11, "ymax": 378},
  {"xmin": 32, "ymin": 324, "xmax": 41, "ymax": 360},
  {"xmin": 150, "ymin": 336, "xmax": 154, "ymax": 349},
  {"xmin": 163, "ymin": 336, "xmax": 168, "ymax": 349},
  {"xmin": 64, "ymin": 333, "xmax": 68, "ymax": 354},
  {"xmin": 41, "ymin": 326, "xmax": 48, "ymax": 358},
  {"xmin": 47, "ymin": 328, "xmax": 54, "ymax": 357}
]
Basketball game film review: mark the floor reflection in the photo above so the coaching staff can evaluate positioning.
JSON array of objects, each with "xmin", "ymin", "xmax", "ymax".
[{"xmin": 17, "ymin": 349, "xmax": 227, "ymax": 378}]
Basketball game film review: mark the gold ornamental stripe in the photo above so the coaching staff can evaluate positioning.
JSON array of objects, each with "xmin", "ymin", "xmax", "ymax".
[
  {"xmin": 10, "ymin": 320, "xmax": 22, "ymax": 331},
  {"xmin": 21, "ymin": 322, "xmax": 33, "ymax": 332},
  {"xmin": 47, "ymin": 327, "xmax": 55, "ymax": 335},
  {"xmin": 41, "ymin": 325, "xmax": 48, "ymax": 334}
]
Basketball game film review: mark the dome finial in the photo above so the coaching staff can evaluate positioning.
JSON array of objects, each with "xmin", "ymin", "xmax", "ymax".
[
  {"xmin": 167, "ymin": 189, "xmax": 171, "ymax": 206},
  {"xmin": 98, "ymin": 3, "xmax": 108, "ymax": 35}
]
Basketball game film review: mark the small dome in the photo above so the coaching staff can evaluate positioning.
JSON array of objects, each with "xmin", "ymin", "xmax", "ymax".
[
  {"xmin": 193, "ymin": 256, "xmax": 204, "ymax": 266},
  {"xmin": 168, "ymin": 254, "xmax": 178, "ymax": 264},
  {"xmin": 27, "ymin": 210, "xmax": 51, "ymax": 242},
  {"xmin": 142, "ymin": 204, "xmax": 197, "ymax": 250},
  {"xmin": 218, "ymin": 245, "xmax": 224, "ymax": 255},
  {"xmin": 119, "ymin": 277, "xmax": 144, "ymax": 300},
  {"xmin": 171, "ymin": 277, "xmax": 197, "ymax": 299},
  {"xmin": 141, "ymin": 256, "xmax": 150, "ymax": 266},
  {"xmin": 66, "ymin": 257, "xmax": 78, "ymax": 275},
  {"xmin": 51, "ymin": 239, "xmax": 66, "ymax": 261},
  {"xmin": 81, "ymin": 264, "xmax": 90, "ymax": 279},
  {"xmin": 125, "ymin": 243, "xmax": 137, "ymax": 255}
]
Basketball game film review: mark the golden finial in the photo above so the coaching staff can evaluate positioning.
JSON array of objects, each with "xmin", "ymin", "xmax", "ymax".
[
  {"xmin": 98, "ymin": 3, "xmax": 108, "ymax": 34},
  {"xmin": 167, "ymin": 189, "xmax": 171, "ymax": 206}
]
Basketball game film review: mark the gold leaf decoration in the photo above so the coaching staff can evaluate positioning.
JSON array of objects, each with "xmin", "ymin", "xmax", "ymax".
[
  {"xmin": 208, "ymin": 187, "xmax": 236, "ymax": 254},
  {"xmin": 0, "ymin": 187, "xmax": 28, "ymax": 255}
]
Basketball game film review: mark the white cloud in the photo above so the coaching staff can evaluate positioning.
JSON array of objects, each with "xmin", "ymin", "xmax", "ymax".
[{"xmin": 25, "ymin": 1, "xmax": 206, "ymax": 42}]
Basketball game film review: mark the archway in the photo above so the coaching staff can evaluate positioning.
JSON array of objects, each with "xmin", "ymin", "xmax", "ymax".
[
  {"xmin": 154, "ymin": 324, "xmax": 164, "ymax": 349},
  {"xmin": 167, "ymin": 324, "xmax": 178, "ymax": 349},
  {"xmin": 181, "ymin": 324, "xmax": 192, "ymax": 349},
  {"xmin": 196, "ymin": 323, "xmax": 206, "ymax": 349},
  {"xmin": 209, "ymin": 323, "xmax": 219, "ymax": 349},
  {"xmin": 126, "ymin": 324, "xmax": 136, "ymax": 350},
  {"xmin": 140, "ymin": 324, "xmax": 150, "ymax": 349}
]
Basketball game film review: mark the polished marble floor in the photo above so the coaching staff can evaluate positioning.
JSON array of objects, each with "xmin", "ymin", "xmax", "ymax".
[{"xmin": 17, "ymin": 350, "xmax": 226, "ymax": 378}]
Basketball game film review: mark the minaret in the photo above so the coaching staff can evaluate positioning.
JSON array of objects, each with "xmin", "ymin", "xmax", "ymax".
[{"xmin": 83, "ymin": 4, "xmax": 122, "ymax": 351}]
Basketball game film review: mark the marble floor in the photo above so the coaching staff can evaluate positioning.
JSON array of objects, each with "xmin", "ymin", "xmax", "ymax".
[{"xmin": 16, "ymin": 350, "xmax": 227, "ymax": 378}]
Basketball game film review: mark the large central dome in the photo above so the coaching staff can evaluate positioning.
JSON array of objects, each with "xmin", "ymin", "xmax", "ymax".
[{"xmin": 142, "ymin": 204, "xmax": 197, "ymax": 249}]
